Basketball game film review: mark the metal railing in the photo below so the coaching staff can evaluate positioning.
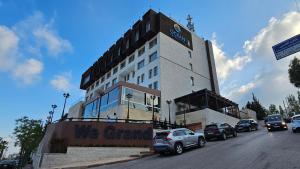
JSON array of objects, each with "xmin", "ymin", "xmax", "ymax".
[{"xmin": 51, "ymin": 117, "xmax": 184, "ymax": 130}]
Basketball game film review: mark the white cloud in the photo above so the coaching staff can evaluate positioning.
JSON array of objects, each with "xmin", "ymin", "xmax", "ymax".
[
  {"xmin": 0, "ymin": 26, "xmax": 19, "ymax": 71},
  {"xmin": 13, "ymin": 58, "xmax": 43, "ymax": 84},
  {"xmin": 219, "ymin": 11, "xmax": 300, "ymax": 107},
  {"xmin": 50, "ymin": 72, "xmax": 72, "ymax": 92},
  {"xmin": 0, "ymin": 11, "xmax": 73, "ymax": 85},
  {"xmin": 212, "ymin": 33, "xmax": 251, "ymax": 83},
  {"xmin": 33, "ymin": 25, "xmax": 72, "ymax": 56}
]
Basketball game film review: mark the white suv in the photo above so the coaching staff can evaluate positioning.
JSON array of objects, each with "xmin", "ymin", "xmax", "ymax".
[{"xmin": 153, "ymin": 128, "xmax": 206, "ymax": 155}]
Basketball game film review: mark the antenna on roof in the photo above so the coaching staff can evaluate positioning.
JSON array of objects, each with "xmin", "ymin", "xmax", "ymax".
[{"xmin": 187, "ymin": 14, "xmax": 195, "ymax": 32}]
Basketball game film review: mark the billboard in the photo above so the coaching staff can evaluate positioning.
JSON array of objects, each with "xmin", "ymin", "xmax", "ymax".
[{"xmin": 272, "ymin": 34, "xmax": 300, "ymax": 60}]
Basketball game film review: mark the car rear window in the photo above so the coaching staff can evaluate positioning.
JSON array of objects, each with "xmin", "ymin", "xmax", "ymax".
[
  {"xmin": 293, "ymin": 116, "xmax": 300, "ymax": 120},
  {"xmin": 205, "ymin": 125, "xmax": 218, "ymax": 130},
  {"xmin": 267, "ymin": 115, "xmax": 282, "ymax": 121},
  {"xmin": 238, "ymin": 120, "xmax": 249, "ymax": 124},
  {"xmin": 155, "ymin": 132, "xmax": 169, "ymax": 139}
]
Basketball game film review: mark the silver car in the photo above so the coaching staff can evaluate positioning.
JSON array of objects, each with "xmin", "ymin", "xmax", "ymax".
[{"xmin": 153, "ymin": 128, "xmax": 206, "ymax": 155}]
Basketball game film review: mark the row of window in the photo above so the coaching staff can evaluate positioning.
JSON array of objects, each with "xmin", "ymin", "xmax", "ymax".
[
  {"xmin": 87, "ymin": 38, "xmax": 157, "ymax": 93},
  {"xmin": 137, "ymin": 51, "xmax": 158, "ymax": 70},
  {"xmin": 137, "ymin": 66, "xmax": 158, "ymax": 85},
  {"xmin": 148, "ymin": 81, "xmax": 158, "ymax": 90}
]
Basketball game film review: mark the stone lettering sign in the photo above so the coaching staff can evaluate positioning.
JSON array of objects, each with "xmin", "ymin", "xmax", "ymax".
[{"xmin": 50, "ymin": 121, "xmax": 153, "ymax": 149}]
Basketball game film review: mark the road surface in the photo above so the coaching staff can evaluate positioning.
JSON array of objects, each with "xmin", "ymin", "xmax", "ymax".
[{"xmin": 92, "ymin": 126, "xmax": 300, "ymax": 169}]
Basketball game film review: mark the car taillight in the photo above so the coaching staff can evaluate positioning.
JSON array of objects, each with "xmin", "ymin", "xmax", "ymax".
[{"xmin": 164, "ymin": 137, "xmax": 172, "ymax": 141}]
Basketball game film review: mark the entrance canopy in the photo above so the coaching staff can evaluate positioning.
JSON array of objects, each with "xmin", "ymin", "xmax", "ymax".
[{"xmin": 174, "ymin": 89, "xmax": 239, "ymax": 118}]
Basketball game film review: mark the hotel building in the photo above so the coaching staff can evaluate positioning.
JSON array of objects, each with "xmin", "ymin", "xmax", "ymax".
[{"xmin": 70, "ymin": 9, "xmax": 239, "ymax": 127}]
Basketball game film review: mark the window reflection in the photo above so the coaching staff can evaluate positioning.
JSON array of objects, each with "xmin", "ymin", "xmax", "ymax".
[{"xmin": 83, "ymin": 86, "xmax": 161, "ymax": 118}]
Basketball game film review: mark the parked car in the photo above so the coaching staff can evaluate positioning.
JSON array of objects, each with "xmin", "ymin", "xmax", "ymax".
[
  {"xmin": 153, "ymin": 128, "xmax": 206, "ymax": 155},
  {"xmin": 291, "ymin": 115, "xmax": 300, "ymax": 133},
  {"xmin": 235, "ymin": 119, "xmax": 258, "ymax": 132},
  {"xmin": 0, "ymin": 160, "xmax": 18, "ymax": 169},
  {"xmin": 266, "ymin": 114, "xmax": 288, "ymax": 131},
  {"xmin": 204, "ymin": 123, "xmax": 237, "ymax": 140}
]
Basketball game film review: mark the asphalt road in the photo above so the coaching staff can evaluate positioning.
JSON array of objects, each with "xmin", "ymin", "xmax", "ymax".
[{"xmin": 92, "ymin": 125, "xmax": 300, "ymax": 169}]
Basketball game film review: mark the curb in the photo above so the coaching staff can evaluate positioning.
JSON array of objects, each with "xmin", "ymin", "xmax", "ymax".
[{"xmin": 61, "ymin": 153, "xmax": 155, "ymax": 169}]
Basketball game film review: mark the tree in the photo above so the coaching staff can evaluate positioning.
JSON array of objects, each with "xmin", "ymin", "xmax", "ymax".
[
  {"xmin": 279, "ymin": 105, "xmax": 286, "ymax": 118},
  {"xmin": 245, "ymin": 93, "xmax": 267, "ymax": 120},
  {"xmin": 286, "ymin": 94, "xmax": 300, "ymax": 114},
  {"xmin": 0, "ymin": 137, "xmax": 8, "ymax": 160},
  {"xmin": 13, "ymin": 117, "xmax": 44, "ymax": 167},
  {"xmin": 269, "ymin": 104, "xmax": 279, "ymax": 115},
  {"xmin": 288, "ymin": 57, "xmax": 300, "ymax": 87}
]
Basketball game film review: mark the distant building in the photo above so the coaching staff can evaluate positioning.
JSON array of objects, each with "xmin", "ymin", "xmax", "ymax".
[{"xmin": 240, "ymin": 108, "xmax": 257, "ymax": 120}]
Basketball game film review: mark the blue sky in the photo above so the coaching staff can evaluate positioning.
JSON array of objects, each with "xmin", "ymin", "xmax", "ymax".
[{"xmin": 0, "ymin": 0, "xmax": 300, "ymax": 154}]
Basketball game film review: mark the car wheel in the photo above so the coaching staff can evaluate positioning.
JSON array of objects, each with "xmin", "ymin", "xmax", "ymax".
[
  {"xmin": 268, "ymin": 129, "xmax": 272, "ymax": 132},
  {"xmin": 221, "ymin": 133, "xmax": 227, "ymax": 140},
  {"xmin": 174, "ymin": 143, "xmax": 183, "ymax": 155},
  {"xmin": 198, "ymin": 137, "xmax": 206, "ymax": 148},
  {"xmin": 233, "ymin": 131, "xmax": 237, "ymax": 137},
  {"xmin": 248, "ymin": 127, "xmax": 251, "ymax": 132},
  {"xmin": 159, "ymin": 152, "xmax": 166, "ymax": 156}
]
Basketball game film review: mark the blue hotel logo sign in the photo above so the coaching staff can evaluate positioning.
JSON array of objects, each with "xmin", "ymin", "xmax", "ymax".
[{"xmin": 170, "ymin": 24, "xmax": 191, "ymax": 47}]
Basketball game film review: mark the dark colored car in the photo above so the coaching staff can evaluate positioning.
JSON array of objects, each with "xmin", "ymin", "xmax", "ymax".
[
  {"xmin": 0, "ymin": 160, "xmax": 18, "ymax": 169},
  {"xmin": 266, "ymin": 115, "xmax": 288, "ymax": 131},
  {"xmin": 235, "ymin": 119, "xmax": 258, "ymax": 132},
  {"xmin": 204, "ymin": 123, "xmax": 237, "ymax": 140}
]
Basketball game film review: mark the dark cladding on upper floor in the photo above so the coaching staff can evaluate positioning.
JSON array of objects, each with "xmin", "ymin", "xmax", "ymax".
[{"xmin": 80, "ymin": 9, "xmax": 194, "ymax": 90}]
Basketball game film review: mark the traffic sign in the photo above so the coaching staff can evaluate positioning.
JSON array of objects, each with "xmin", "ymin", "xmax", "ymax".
[{"xmin": 272, "ymin": 34, "xmax": 300, "ymax": 60}]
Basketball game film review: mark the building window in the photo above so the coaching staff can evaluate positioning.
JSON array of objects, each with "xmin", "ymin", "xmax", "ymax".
[
  {"xmin": 153, "ymin": 81, "xmax": 158, "ymax": 89},
  {"xmin": 96, "ymin": 80, "xmax": 99, "ymax": 87},
  {"xmin": 106, "ymin": 72, "xmax": 111, "ymax": 79},
  {"xmin": 126, "ymin": 74, "xmax": 130, "ymax": 81},
  {"xmin": 135, "ymin": 31, "xmax": 139, "ymax": 41},
  {"xmin": 188, "ymin": 51, "xmax": 192, "ymax": 58},
  {"xmin": 149, "ymin": 51, "xmax": 157, "ymax": 63},
  {"xmin": 112, "ymin": 78, "xmax": 117, "ymax": 85},
  {"xmin": 149, "ymin": 69, "xmax": 152, "ymax": 79},
  {"xmin": 148, "ymin": 84, "xmax": 152, "ymax": 89},
  {"xmin": 149, "ymin": 38, "xmax": 157, "ymax": 49},
  {"xmin": 83, "ymin": 74, "xmax": 90, "ymax": 84},
  {"xmin": 146, "ymin": 21, "xmax": 151, "ymax": 32},
  {"xmin": 132, "ymin": 71, "xmax": 135, "ymax": 78},
  {"xmin": 91, "ymin": 84, "xmax": 94, "ymax": 90},
  {"xmin": 101, "ymin": 77, "xmax": 105, "ymax": 83},
  {"xmin": 141, "ymin": 74, "xmax": 145, "ymax": 83},
  {"xmin": 126, "ymin": 40, "xmax": 129, "ymax": 49},
  {"xmin": 120, "ymin": 61, "xmax": 126, "ymax": 69},
  {"xmin": 138, "ymin": 46, "xmax": 145, "ymax": 56},
  {"xmin": 153, "ymin": 66, "xmax": 158, "ymax": 76},
  {"xmin": 86, "ymin": 87, "xmax": 90, "ymax": 93},
  {"xmin": 190, "ymin": 77, "xmax": 194, "ymax": 86},
  {"xmin": 105, "ymin": 82, "xmax": 110, "ymax": 89},
  {"xmin": 189, "ymin": 63, "xmax": 193, "ymax": 71},
  {"xmin": 137, "ymin": 59, "xmax": 145, "ymax": 70},
  {"xmin": 137, "ymin": 76, "xmax": 140, "ymax": 84},
  {"xmin": 113, "ymin": 67, "xmax": 118, "ymax": 74},
  {"xmin": 128, "ymin": 55, "xmax": 135, "ymax": 63},
  {"xmin": 118, "ymin": 48, "xmax": 121, "ymax": 56}
]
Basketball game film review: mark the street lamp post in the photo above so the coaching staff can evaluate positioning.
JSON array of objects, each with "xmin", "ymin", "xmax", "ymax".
[
  {"xmin": 61, "ymin": 93, "xmax": 70, "ymax": 120},
  {"xmin": 51, "ymin": 104, "xmax": 57, "ymax": 122},
  {"xmin": 150, "ymin": 95, "xmax": 156, "ymax": 121},
  {"xmin": 166, "ymin": 100, "xmax": 172, "ymax": 125},
  {"xmin": 126, "ymin": 93, "xmax": 133, "ymax": 122},
  {"xmin": 49, "ymin": 111, "xmax": 54, "ymax": 123}
]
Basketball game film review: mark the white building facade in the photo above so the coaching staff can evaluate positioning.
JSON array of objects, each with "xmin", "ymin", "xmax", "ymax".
[{"xmin": 74, "ymin": 9, "xmax": 237, "ymax": 125}]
